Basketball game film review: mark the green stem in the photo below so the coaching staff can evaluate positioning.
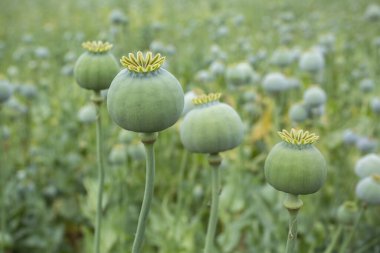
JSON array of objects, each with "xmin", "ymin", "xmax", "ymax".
[
  {"xmin": 92, "ymin": 92, "xmax": 105, "ymax": 253},
  {"xmin": 176, "ymin": 150, "xmax": 189, "ymax": 215},
  {"xmin": 0, "ymin": 106, "xmax": 5, "ymax": 253},
  {"xmin": 204, "ymin": 153, "xmax": 222, "ymax": 253},
  {"xmin": 323, "ymin": 225, "xmax": 342, "ymax": 253},
  {"xmin": 283, "ymin": 194, "xmax": 303, "ymax": 253},
  {"xmin": 132, "ymin": 133, "xmax": 157, "ymax": 253},
  {"xmin": 338, "ymin": 204, "xmax": 366, "ymax": 253}
]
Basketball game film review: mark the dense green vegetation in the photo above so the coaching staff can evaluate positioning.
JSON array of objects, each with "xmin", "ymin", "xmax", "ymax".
[{"xmin": 0, "ymin": 0, "xmax": 380, "ymax": 252}]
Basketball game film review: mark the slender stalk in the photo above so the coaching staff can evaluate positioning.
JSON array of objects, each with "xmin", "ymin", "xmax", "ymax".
[
  {"xmin": 132, "ymin": 132, "xmax": 157, "ymax": 253},
  {"xmin": 204, "ymin": 153, "xmax": 222, "ymax": 253},
  {"xmin": 175, "ymin": 150, "xmax": 189, "ymax": 215},
  {"xmin": 338, "ymin": 203, "xmax": 366, "ymax": 253},
  {"xmin": 0, "ymin": 106, "xmax": 5, "ymax": 253},
  {"xmin": 283, "ymin": 194, "xmax": 303, "ymax": 253},
  {"xmin": 92, "ymin": 92, "xmax": 105, "ymax": 253},
  {"xmin": 323, "ymin": 225, "xmax": 342, "ymax": 253}
]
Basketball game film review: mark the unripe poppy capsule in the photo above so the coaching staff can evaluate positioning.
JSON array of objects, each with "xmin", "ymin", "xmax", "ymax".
[
  {"xmin": 180, "ymin": 93, "xmax": 244, "ymax": 154},
  {"xmin": 107, "ymin": 51, "xmax": 184, "ymax": 133},
  {"xmin": 74, "ymin": 41, "xmax": 119, "ymax": 91},
  {"xmin": 355, "ymin": 174, "xmax": 380, "ymax": 205},
  {"xmin": 264, "ymin": 129, "xmax": 327, "ymax": 195}
]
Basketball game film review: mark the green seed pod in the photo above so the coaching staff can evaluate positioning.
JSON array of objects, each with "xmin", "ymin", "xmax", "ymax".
[
  {"xmin": 77, "ymin": 104, "xmax": 97, "ymax": 124},
  {"xmin": 107, "ymin": 51, "xmax": 184, "ymax": 133},
  {"xmin": 118, "ymin": 130, "xmax": 136, "ymax": 145},
  {"xmin": 109, "ymin": 144, "xmax": 127, "ymax": 165},
  {"xmin": 303, "ymin": 86, "xmax": 327, "ymax": 108},
  {"xmin": 74, "ymin": 41, "xmax": 119, "ymax": 91},
  {"xmin": 355, "ymin": 174, "xmax": 380, "ymax": 205},
  {"xmin": 128, "ymin": 142, "xmax": 146, "ymax": 161},
  {"xmin": 299, "ymin": 50, "xmax": 325, "ymax": 73},
  {"xmin": 264, "ymin": 129, "xmax": 327, "ymax": 195},
  {"xmin": 289, "ymin": 103, "xmax": 308, "ymax": 123},
  {"xmin": 337, "ymin": 201, "xmax": 358, "ymax": 226},
  {"xmin": 0, "ymin": 80, "xmax": 12, "ymax": 103},
  {"xmin": 355, "ymin": 154, "xmax": 380, "ymax": 178},
  {"xmin": 180, "ymin": 93, "xmax": 244, "ymax": 154}
]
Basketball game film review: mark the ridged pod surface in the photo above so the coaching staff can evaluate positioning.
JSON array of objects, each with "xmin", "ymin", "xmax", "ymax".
[
  {"xmin": 180, "ymin": 93, "xmax": 244, "ymax": 154},
  {"xmin": 264, "ymin": 129, "xmax": 327, "ymax": 195},
  {"xmin": 74, "ymin": 41, "xmax": 119, "ymax": 91},
  {"xmin": 107, "ymin": 51, "xmax": 184, "ymax": 133}
]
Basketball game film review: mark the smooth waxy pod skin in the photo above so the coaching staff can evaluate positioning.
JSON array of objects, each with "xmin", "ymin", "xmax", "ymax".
[
  {"xmin": 180, "ymin": 93, "xmax": 244, "ymax": 154},
  {"xmin": 264, "ymin": 129, "xmax": 327, "ymax": 195},
  {"xmin": 74, "ymin": 41, "xmax": 119, "ymax": 91},
  {"xmin": 107, "ymin": 51, "xmax": 184, "ymax": 133},
  {"xmin": 355, "ymin": 174, "xmax": 380, "ymax": 205}
]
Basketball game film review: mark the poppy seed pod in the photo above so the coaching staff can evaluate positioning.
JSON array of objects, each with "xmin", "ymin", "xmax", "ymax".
[
  {"xmin": 355, "ymin": 154, "xmax": 380, "ymax": 178},
  {"xmin": 262, "ymin": 72, "xmax": 288, "ymax": 94},
  {"xmin": 303, "ymin": 86, "xmax": 327, "ymax": 108},
  {"xmin": 370, "ymin": 97, "xmax": 380, "ymax": 114},
  {"xmin": 264, "ymin": 129, "xmax": 327, "ymax": 195},
  {"xmin": 289, "ymin": 103, "xmax": 308, "ymax": 123},
  {"xmin": 355, "ymin": 174, "xmax": 380, "ymax": 205},
  {"xmin": 0, "ymin": 80, "xmax": 12, "ymax": 103},
  {"xmin": 107, "ymin": 51, "xmax": 184, "ymax": 133},
  {"xmin": 337, "ymin": 201, "xmax": 358, "ymax": 226},
  {"xmin": 299, "ymin": 50, "xmax": 325, "ymax": 73},
  {"xmin": 180, "ymin": 93, "xmax": 244, "ymax": 154},
  {"xmin": 77, "ymin": 104, "xmax": 97, "ymax": 124},
  {"xmin": 74, "ymin": 41, "xmax": 119, "ymax": 91},
  {"xmin": 225, "ymin": 62, "xmax": 257, "ymax": 86}
]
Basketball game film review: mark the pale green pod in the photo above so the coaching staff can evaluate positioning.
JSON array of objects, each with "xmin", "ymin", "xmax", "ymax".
[
  {"xmin": 355, "ymin": 174, "xmax": 380, "ymax": 205},
  {"xmin": 74, "ymin": 41, "xmax": 119, "ymax": 91},
  {"xmin": 109, "ymin": 144, "xmax": 127, "ymax": 165},
  {"xmin": 337, "ymin": 201, "xmax": 358, "ymax": 226},
  {"xmin": 0, "ymin": 80, "xmax": 12, "ymax": 103},
  {"xmin": 289, "ymin": 103, "xmax": 308, "ymax": 123},
  {"xmin": 107, "ymin": 51, "xmax": 184, "ymax": 133},
  {"xmin": 355, "ymin": 154, "xmax": 380, "ymax": 178},
  {"xmin": 77, "ymin": 104, "xmax": 97, "ymax": 124},
  {"xmin": 180, "ymin": 93, "xmax": 244, "ymax": 154},
  {"xmin": 264, "ymin": 129, "xmax": 327, "ymax": 195}
]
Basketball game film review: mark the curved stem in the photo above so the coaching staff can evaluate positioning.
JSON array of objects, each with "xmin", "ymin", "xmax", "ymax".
[
  {"xmin": 283, "ymin": 194, "xmax": 303, "ymax": 253},
  {"xmin": 132, "ymin": 133, "xmax": 157, "ymax": 253},
  {"xmin": 338, "ymin": 203, "xmax": 366, "ymax": 253},
  {"xmin": 204, "ymin": 153, "xmax": 222, "ymax": 253},
  {"xmin": 324, "ymin": 225, "xmax": 342, "ymax": 253},
  {"xmin": 93, "ymin": 92, "xmax": 105, "ymax": 253}
]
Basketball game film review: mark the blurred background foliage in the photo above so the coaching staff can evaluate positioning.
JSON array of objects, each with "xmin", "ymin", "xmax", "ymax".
[{"xmin": 0, "ymin": 0, "xmax": 380, "ymax": 252}]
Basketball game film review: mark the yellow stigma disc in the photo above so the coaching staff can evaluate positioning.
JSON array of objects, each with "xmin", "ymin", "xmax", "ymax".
[
  {"xmin": 192, "ymin": 93, "xmax": 222, "ymax": 105},
  {"xmin": 278, "ymin": 128, "xmax": 319, "ymax": 145},
  {"xmin": 120, "ymin": 51, "xmax": 165, "ymax": 73},
  {"xmin": 82, "ymin": 41, "xmax": 113, "ymax": 53}
]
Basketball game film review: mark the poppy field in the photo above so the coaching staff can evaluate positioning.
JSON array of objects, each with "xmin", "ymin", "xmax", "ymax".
[{"xmin": 0, "ymin": 0, "xmax": 380, "ymax": 252}]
